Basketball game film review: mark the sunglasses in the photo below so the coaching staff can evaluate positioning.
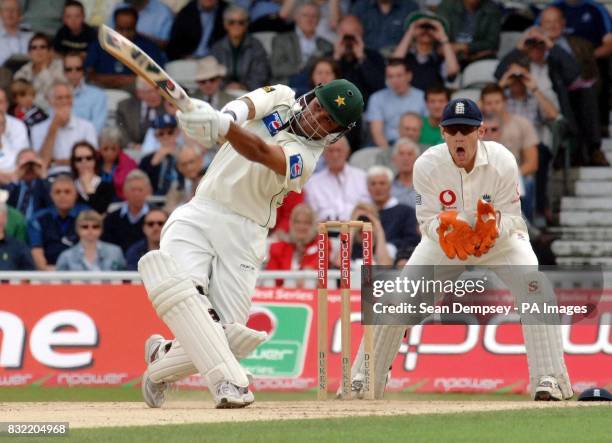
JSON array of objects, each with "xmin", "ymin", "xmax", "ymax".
[
  {"xmin": 29, "ymin": 44, "xmax": 48, "ymax": 50},
  {"xmin": 145, "ymin": 220, "xmax": 165, "ymax": 227},
  {"xmin": 64, "ymin": 66, "xmax": 84, "ymax": 72},
  {"xmin": 79, "ymin": 224, "xmax": 101, "ymax": 230},
  {"xmin": 227, "ymin": 19, "xmax": 247, "ymax": 26},
  {"xmin": 74, "ymin": 155, "xmax": 94, "ymax": 163},
  {"xmin": 444, "ymin": 125, "xmax": 479, "ymax": 136}
]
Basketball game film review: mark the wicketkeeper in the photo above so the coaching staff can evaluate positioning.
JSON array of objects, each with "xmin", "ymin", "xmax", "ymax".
[{"xmin": 348, "ymin": 98, "xmax": 572, "ymax": 401}]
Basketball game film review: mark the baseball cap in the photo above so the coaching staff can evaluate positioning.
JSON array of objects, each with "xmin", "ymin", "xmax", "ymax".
[
  {"xmin": 440, "ymin": 98, "xmax": 483, "ymax": 127},
  {"xmin": 578, "ymin": 388, "xmax": 612, "ymax": 401},
  {"xmin": 404, "ymin": 10, "xmax": 448, "ymax": 33},
  {"xmin": 152, "ymin": 114, "xmax": 177, "ymax": 130}
]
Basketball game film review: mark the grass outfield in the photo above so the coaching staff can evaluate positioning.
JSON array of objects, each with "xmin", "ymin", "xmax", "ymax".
[
  {"xmin": 0, "ymin": 386, "xmax": 530, "ymax": 402},
  {"xmin": 3, "ymin": 407, "xmax": 610, "ymax": 443}
]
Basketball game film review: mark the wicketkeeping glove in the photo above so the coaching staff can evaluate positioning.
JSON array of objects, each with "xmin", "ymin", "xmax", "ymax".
[
  {"xmin": 437, "ymin": 210, "xmax": 478, "ymax": 260},
  {"xmin": 473, "ymin": 200, "xmax": 499, "ymax": 257}
]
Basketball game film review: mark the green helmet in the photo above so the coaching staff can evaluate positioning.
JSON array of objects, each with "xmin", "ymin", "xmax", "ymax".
[{"xmin": 314, "ymin": 79, "xmax": 364, "ymax": 129}]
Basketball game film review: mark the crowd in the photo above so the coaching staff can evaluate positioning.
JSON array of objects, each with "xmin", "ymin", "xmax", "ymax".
[{"xmin": 0, "ymin": 0, "xmax": 610, "ymax": 276}]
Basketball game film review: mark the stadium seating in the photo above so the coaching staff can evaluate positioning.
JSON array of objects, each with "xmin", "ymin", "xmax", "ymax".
[{"xmin": 460, "ymin": 59, "xmax": 499, "ymax": 89}]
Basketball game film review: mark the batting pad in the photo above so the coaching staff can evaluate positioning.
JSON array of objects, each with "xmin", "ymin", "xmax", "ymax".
[
  {"xmin": 148, "ymin": 340, "xmax": 198, "ymax": 384},
  {"xmin": 139, "ymin": 250, "xmax": 249, "ymax": 387},
  {"xmin": 224, "ymin": 323, "xmax": 268, "ymax": 359},
  {"xmin": 351, "ymin": 325, "xmax": 407, "ymax": 399},
  {"xmin": 516, "ymin": 271, "xmax": 572, "ymax": 399}
]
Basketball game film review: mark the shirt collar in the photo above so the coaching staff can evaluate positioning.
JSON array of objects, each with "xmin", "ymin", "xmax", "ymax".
[
  {"xmin": 51, "ymin": 205, "xmax": 81, "ymax": 220},
  {"xmin": 382, "ymin": 196, "xmax": 399, "ymax": 210},
  {"xmin": 120, "ymin": 201, "xmax": 149, "ymax": 220},
  {"xmin": 473, "ymin": 140, "xmax": 489, "ymax": 169},
  {"xmin": 295, "ymin": 27, "xmax": 315, "ymax": 42}
]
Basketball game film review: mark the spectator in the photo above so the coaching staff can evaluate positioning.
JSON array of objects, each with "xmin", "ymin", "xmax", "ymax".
[
  {"xmin": 242, "ymin": 0, "xmax": 295, "ymax": 33},
  {"xmin": 305, "ymin": 136, "xmax": 369, "ymax": 221},
  {"xmin": 116, "ymin": 77, "xmax": 165, "ymax": 149},
  {"xmin": 0, "ymin": 88, "xmax": 29, "ymax": 151},
  {"xmin": 0, "ymin": 0, "xmax": 32, "ymax": 67},
  {"xmin": 28, "ymin": 174, "xmax": 87, "ymax": 270},
  {"xmin": 0, "ymin": 188, "xmax": 27, "ymax": 242},
  {"xmin": 165, "ymin": 144, "xmax": 206, "ymax": 211},
  {"xmin": 63, "ymin": 52, "xmax": 107, "ymax": 133},
  {"xmin": 482, "ymin": 113, "xmax": 502, "ymax": 142},
  {"xmin": 125, "ymin": 207, "xmax": 167, "ymax": 270},
  {"xmin": 391, "ymin": 137, "xmax": 420, "ymax": 208},
  {"xmin": 350, "ymin": 0, "xmax": 418, "ymax": 52},
  {"xmin": 397, "ymin": 111, "xmax": 423, "ymax": 145},
  {"xmin": 0, "ymin": 112, "xmax": 20, "ymax": 184},
  {"xmin": 437, "ymin": 0, "xmax": 502, "ymax": 65},
  {"xmin": 366, "ymin": 58, "xmax": 426, "ymax": 148},
  {"xmin": 350, "ymin": 202, "xmax": 392, "ymax": 266},
  {"xmin": 109, "ymin": 0, "xmax": 174, "ymax": 48},
  {"xmin": 139, "ymin": 114, "xmax": 180, "ymax": 196},
  {"xmin": 270, "ymin": 2, "xmax": 332, "ymax": 88},
  {"xmin": 21, "ymin": 0, "xmax": 63, "ymax": 36},
  {"xmin": 547, "ymin": 0, "xmax": 611, "ymax": 136},
  {"xmin": 99, "ymin": 127, "xmax": 137, "ymax": 201},
  {"xmin": 419, "ymin": 86, "xmax": 449, "ymax": 146},
  {"xmin": 392, "ymin": 11, "xmax": 459, "ymax": 92},
  {"xmin": 0, "ymin": 200, "xmax": 34, "ymax": 270},
  {"xmin": 85, "ymin": 6, "xmax": 165, "ymax": 90},
  {"xmin": 302, "ymin": 0, "xmax": 348, "ymax": 43},
  {"xmin": 5, "ymin": 148, "xmax": 51, "ymax": 219},
  {"xmin": 497, "ymin": 62, "xmax": 559, "ymax": 146},
  {"xmin": 266, "ymin": 203, "xmax": 319, "ymax": 287},
  {"xmin": 539, "ymin": 6, "xmax": 607, "ymax": 165},
  {"xmin": 481, "ymin": 84, "xmax": 538, "ymax": 221},
  {"xmin": 166, "ymin": 0, "xmax": 228, "ymax": 61},
  {"xmin": 332, "ymin": 15, "xmax": 385, "ymax": 102},
  {"xmin": 272, "ymin": 191, "xmax": 306, "ymax": 239},
  {"xmin": 101, "ymin": 169, "xmax": 151, "ymax": 252},
  {"xmin": 31, "ymin": 80, "xmax": 98, "ymax": 176},
  {"xmin": 56, "ymin": 210, "xmax": 125, "ymax": 271},
  {"xmin": 70, "ymin": 141, "xmax": 114, "ymax": 214},
  {"xmin": 53, "ymin": 0, "xmax": 97, "ymax": 55},
  {"xmin": 192, "ymin": 56, "xmax": 233, "ymax": 110},
  {"xmin": 14, "ymin": 33, "xmax": 64, "ymax": 111},
  {"xmin": 9, "ymin": 79, "xmax": 47, "ymax": 133},
  {"xmin": 366, "ymin": 165, "xmax": 419, "ymax": 258},
  {"xmin": 211, "ymin": 6, "xmax": 270, "ymax": 91},
  {"xmin": 309, "ymin": 57, "xmax": 340, "ymax": 88}
]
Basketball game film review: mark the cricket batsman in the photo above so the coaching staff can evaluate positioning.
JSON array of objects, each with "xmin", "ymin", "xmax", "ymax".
[
  {"xmin": 137, "ymin": 80, "xmax": 364, "ymax": 408},
  {"xmin": 348, "ymin": 98, "xmax": 572, "ymax": 401}
]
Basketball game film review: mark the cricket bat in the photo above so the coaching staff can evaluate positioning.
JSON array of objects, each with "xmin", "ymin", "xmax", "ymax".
[{"xmin": 98, "ymin": 24, "xmax": 194, "ymax": 112}]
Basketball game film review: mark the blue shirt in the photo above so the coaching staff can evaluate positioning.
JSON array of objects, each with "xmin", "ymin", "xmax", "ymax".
[
  {"xmin": 0, "ymin": 235, "xmax": 35, "ymax": 270},
  {"xmin": 27, "ymin": 204, "xmax": 89, "ymax": 265},
  {"xmin": 194, "ymin": 5, "xmax": 218, "ymax": 57},
  {"xmin": 73, "ymin": 81, "xmax": 108, "ymax": 133},
  {"xmin": 549, "ymin": 0, "xmax": 611, "ymax": 47},
  {"xmin": 56, "ymin": 240, "xmax": 126, "ymax": 271},
  {"xmin": 351, "ymin": 0, "xmax": 418, "ymax": 50},
  {"xmin": 85, "ymin": 34, "xmax": 166, "ymax": 75},
  {"xmin": 366, "ymin": 87, "xmax": 427, "ymax": 143},
  {"xmin": 109, "ymin": 0, "xmax": 174, "ymax": 42}
]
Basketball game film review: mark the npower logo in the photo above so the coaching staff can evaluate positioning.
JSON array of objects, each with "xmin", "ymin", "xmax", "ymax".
[
  {"xmin": 399, "ymin": 313, "xmax": 612, "ymax": 371},
  {"xmin": 0, "ymin": 310, "xmax": 98, "ymax": 369}
]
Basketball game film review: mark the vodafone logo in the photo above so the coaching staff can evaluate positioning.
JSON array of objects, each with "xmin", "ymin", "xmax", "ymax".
[{"xmin": 439, "ymin": 190, "xmax": 457, "ymax": 207}]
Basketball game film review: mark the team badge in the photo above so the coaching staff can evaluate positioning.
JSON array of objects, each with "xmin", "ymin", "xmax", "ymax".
[
  {"xmin": 263, "ymin": 111, "xmax": 283, "ymax": 136},
  {"xmin": 262, "ymin": 86, "xmax": 275, "ymax": 93},
  {"xmin": 455, "ymin": 102, "xmax": 465, "ymax": 114},
  {"xmin": 334, "ymin": 95, "xmax": 346, "ymax": 107},
  {"xmin": 482, "ymin": 194, "xmax": 491, "ymax": 203},
  {"xmin": 439, "ymin": 189, "xmax": 457, "ymax": 207},
  {"xmin": 289, "ymin": 154, "xmax": 303, "ymax": 179}
]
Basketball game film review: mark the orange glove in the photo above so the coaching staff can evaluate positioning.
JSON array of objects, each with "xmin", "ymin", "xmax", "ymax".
[
  {"xmin": 437, "ymin": 211, "xmax": 478, "ymax": 260},
  {"xmin": 473, "ymin": 200, "xmax": 499, "ymax": 257}
]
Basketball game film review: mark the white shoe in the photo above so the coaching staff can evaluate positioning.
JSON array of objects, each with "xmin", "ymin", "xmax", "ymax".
[
  {"xmin": 335, "ymin": 374, "xmax": 364, "ymax": 400},
  {"xmin": 141, "ymin": 334, "xmax": 168, "ymax": 408},
  {"xmin": 534, "ymin": 376, "xmax": 563, "ymax": 401},
  {"xmin": 214, "ymin": 381, "xmax": 250, "ymax": 409}
]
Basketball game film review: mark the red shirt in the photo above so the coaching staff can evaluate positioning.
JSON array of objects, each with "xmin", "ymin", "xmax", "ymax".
[{"xmin": 266, "ymin": 237, "xmax": 319, "ymax": 287}]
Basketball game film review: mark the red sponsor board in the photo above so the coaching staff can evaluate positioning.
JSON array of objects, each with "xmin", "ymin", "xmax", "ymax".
[{"xmin": 0, "ymin": 285, "xmax": 610, "ymax": 393}]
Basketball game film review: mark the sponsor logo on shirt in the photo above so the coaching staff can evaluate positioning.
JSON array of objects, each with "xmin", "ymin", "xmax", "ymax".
[
  {"xmin": 415, "ymin": 193, "xmax": 422, "ymax": 205},
  {"xmin": 263, "ymin": 111, "xmax": 283, "ymax": 136},
  {"xmin": 289, "ymin": 154, "xmax": 303, "ymax": 179},
  {"xmin": 439, "ymin": 189, "xmax": 457, "ymax": 207},
  {"xmin": 481, "ymin": 194, "xmax": 491, "ymax": 203}
]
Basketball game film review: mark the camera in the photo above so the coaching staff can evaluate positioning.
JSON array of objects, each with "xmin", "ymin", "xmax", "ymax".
[
  {"xmin": 524, "ymin": 38, "xmax": 545, "ymax": 49},
  {"xmin": 418, "ymin": 22, "xmax": 436, "ymax": 31},
  {"xmin": 357, "ymin": 215, "xmax": 371, "ymax": 223},
  {"xmin": 510, "ymin": 72, "xmax": 524, "ymax": 78}
]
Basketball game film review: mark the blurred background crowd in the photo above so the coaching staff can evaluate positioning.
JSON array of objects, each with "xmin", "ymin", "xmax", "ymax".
[{"xmin": 0, "ymin": 0, "xmax": 610, "ymax": 277}]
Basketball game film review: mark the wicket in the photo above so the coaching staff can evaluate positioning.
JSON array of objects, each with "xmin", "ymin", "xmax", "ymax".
[{"xmin": 317, "ymin": 220, "xmax": 375, "ymax": 400}]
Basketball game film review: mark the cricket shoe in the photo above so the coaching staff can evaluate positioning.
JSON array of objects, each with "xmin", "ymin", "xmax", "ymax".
[
  {"xmin": 534, "ymin": 376, "xmax": 563, "ymax": 401},
  {"xmin": 141, "ymin": 334, "xmax": 168, "ymax": 408},
  {"xmin": 335, "ymin": 374, "xmax": 365, "ymax": 400},
  {"xmin": 214, "ymin": 381, "xmax": 252, "ymax": 409}
]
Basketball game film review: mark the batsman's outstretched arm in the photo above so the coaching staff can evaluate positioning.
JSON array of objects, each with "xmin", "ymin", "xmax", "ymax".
[{"xmin": 225, "ymin": 121, "xmax": 287, "ymax": 176}]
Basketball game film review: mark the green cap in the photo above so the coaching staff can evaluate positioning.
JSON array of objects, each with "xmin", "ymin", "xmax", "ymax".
[
  {"xmin": 314, "ymin": 79, "xmax": 364, "ymax": 129},
  {"xmin": 404, "ymin": 10, "xmax": 448, "ymax": 34}
]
